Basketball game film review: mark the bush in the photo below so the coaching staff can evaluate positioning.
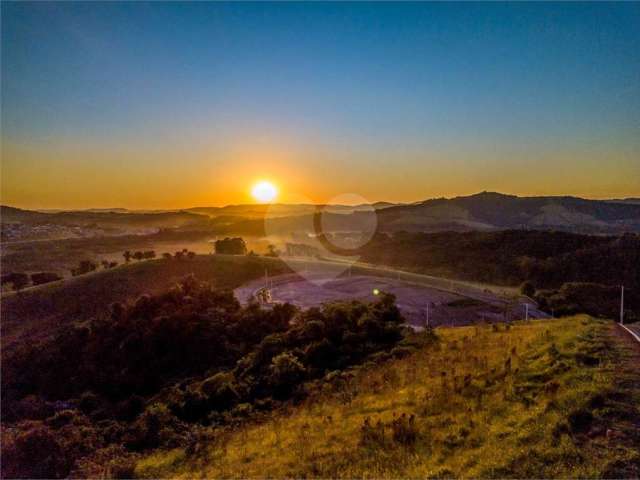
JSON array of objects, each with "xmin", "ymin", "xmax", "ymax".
[
  {"xmin": 568, "ymin": 408, "xmax": 593, "ymax": 433},
  {"xmin": 214, "ymin": 237, "xmax": 248, "ymax": 255},
  {"xmin": 520, "ymin": 281, "xmax": 536, "ymax": 297},
  {"xmin": 1, "ymin": 422, "xmax": 71, "ymax": 478},
  {"xmin": 269, "ymin": 352, "xmax": 306, "ymax": 398},
  {"xmin": 70, "ymin": 260, "xmax": 97, "ymax": 276},
  {"xmin": 1, "ymin": 272, "xmax": 30, "ymax": 291}
]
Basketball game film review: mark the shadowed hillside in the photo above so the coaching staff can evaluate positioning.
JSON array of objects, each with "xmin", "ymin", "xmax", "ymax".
[
  {"xmin": 375, "ymin": 192, "xmax": 640, "ymax": 233},
  {"xmin": 137, "ymin": 316, "xmax": 640, "ymax": 479},
  {"xmin": 0, "ymin": 255, "xmax": 291, "ymax": 351}
]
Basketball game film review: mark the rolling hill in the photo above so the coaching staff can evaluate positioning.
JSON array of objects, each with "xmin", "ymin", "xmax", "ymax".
[
  {"xmin": 137, "ymin": 316, "xmax": 640, "ymax": 479},
  {"xmin": 376, "ymin": 192, "xmax": 640, "ymax": 233},
  {"xmin": 0, "ymin": 206, "xmax": 209, "ymax": 229},
  {"xmin": 0, "ymin": 255, "xmax": 291, "ymax": 352},
  {"xmin": 3, "ymin": 193, "xmax": 639, "ymax": 240},
  {"xmin": 186, "ymin": 202, "xmax": 399, "ymax": 219}
]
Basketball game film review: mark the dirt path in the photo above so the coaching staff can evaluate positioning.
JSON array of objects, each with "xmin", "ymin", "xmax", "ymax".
[
  {"xmin": 621, "ymin": 323, "xmax": 640, "ymax": 343},
  {"xmin": 601, "ymin": 323, "xmax": 640, "ymax": 478}
]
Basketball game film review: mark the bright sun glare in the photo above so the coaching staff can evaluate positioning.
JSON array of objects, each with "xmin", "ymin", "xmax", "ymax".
[{"xmin": 251, "ymin": 181, "xmax": 278, "ymax": 203}]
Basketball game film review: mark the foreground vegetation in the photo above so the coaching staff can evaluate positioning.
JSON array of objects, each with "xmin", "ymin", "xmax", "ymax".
[
  {"xmin": 137, "ymin": 316, "xmax": 640, "ymax": 479},
  {"xmin": 1, "ymin": 254, "xmax": 290, "ymax": 350},
  {"xmin": 1, "ymin": 274, "xmax": 407, "ymax": 478}
]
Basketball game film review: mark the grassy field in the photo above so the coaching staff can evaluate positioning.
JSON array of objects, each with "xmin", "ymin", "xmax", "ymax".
[
  {"xmin": 0, "ymin": 232, "xmax": 273, "ymax": 278},
  {"xmin": 1, "ymin": 254, "xmax": 290, "ymax": 351},
  {"xmin": 137, "ymin": 316, "xmax": 640, "ymax": 479}
]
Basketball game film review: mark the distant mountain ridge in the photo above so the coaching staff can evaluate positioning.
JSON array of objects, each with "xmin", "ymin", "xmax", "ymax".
[
  {"xmin": 3, "ymin": 192, "xmax": 640, "ymax": 236},
  {"xmin": 375, "ymin": 192, "xmax": 640, "ymax": 233}
]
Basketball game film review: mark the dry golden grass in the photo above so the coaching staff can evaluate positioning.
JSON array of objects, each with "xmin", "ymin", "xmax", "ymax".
[{"xmin": 136, "ymin": 316, "xmax": 639, "ymax": 479}]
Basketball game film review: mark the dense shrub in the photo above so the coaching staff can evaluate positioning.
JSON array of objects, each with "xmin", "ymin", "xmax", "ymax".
[
  {"xmin": 1, "ymin": 278, "xmax": 407, "ymax": 477},
  {"xmin": 214, "ymin": 237, "xmax": 247, "ymax": 255},
  {"xmin": 0, "ymin": 272, "xmax": 30, "ymax": 291},
  {"xmin": 1, "ymin": 422, "xmax": 71, "ymax": 478}
]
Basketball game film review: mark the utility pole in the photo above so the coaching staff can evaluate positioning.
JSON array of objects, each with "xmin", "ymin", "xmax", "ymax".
[
  {"xmin": 426, "ymin": 303, "xmax": 430, "ymax": 328},
  {"xmin": 525, "ymin": 303, "xmax": 529, "ymax": 322},
  {"xmin": 620, "ymin": 285, "xmax": 624, "ymax": 325}
]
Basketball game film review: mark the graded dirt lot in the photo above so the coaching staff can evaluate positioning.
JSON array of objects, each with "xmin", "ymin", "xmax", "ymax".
[{"xmin": 235, "ymin": 269, "xmax": 548, "ymax": 328}]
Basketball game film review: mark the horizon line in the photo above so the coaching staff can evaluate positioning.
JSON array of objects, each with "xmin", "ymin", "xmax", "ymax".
[{"xmin": 3, "ymin": 191, "xmax": 640, "ymax": 213}]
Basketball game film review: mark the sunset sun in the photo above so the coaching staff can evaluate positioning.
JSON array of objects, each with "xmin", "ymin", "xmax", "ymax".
[{"xmin": 251, "ymin": 181, "xmax": 278, "ymax": 203}]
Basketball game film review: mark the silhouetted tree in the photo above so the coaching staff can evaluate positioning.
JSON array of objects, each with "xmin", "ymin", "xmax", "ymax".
[
  {"xmin": 30, "ymin": 272, "xmax": 62, "ymax": 286},
  {"xmin": 1, "ymin": 272, "xmax": 30, "ymax": 291},
  {"xmin": 520, "ymin": 281, "xmax": 536, "ymax": 297},
  {"xmin": 214, "ymin": 237, "xmax": 247, "ymax": 255},
  {"xmin": 123, "ymin": 250, "xmax": 132, "ymax": 263},
  {"xmin": 71, "ymin": 260, "xmax": 98, "ymax": 276}
]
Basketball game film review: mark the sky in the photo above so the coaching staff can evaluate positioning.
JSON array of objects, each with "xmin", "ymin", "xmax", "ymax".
[{"xmin": 2, "ymin": 2, "xmax": 639, "ymax": 209}]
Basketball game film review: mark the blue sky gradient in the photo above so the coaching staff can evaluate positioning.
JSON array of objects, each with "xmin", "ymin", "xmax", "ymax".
[{"xmin": 2, "ymin": 2, "xmax": 639, "ymax": 208}]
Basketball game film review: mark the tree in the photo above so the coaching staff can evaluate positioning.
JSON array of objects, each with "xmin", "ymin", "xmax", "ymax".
[
  {"xmin": 214, "ymin": 237, "xmax": 247, "ymax": 255},
  {"xmin": 187, "ymin": 251, "xmax": 196, "ymax": 260},
  {"xmin": 143, "ymin": 251, "xmax": 156, "ymax": 260},
  {"xmin": 162, "ymin": 253, "xmax": 172, "ymax": 260},
  {"xmin": 1, "ymin": 272, "xmax": 30, "ymax": 291},
  {"xmin": 133, "ymin": 251, "xmax": 144, "ymax": 261},
  {"xmin": 520, "ymin": 281, "xmax": 536, "ymax": 298},
  {"xmin": 30, "ymin": 272, "xmax": 62, "ymax": 286},
  {"xmin": 266, "ymin": 244, "xmax": 280, "ymax": 257},
  {"xmin": 269, "ymin": 352, "xmax": 306, "ymax": 397},
  {"xmin": 123, "ymin": 251, "xmax": 132, "ymax": 263},
  {"xmin": 1, "ymin": 423, "xmax": 71, "ymax": 478},
  {"xmin": 71, "ymin": 260, "xmax": 97, "ymax": 276}
]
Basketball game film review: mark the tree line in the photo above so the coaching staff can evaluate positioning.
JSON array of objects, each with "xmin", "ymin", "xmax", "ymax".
[{"xmin": 358, "ymin": 230, "xmax": 639, "ymax": 321}]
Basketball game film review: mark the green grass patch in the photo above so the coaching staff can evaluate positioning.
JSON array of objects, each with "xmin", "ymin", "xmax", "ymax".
[{"xmin": 136, "ymin": 315, "xmax": 640, "ymax": 478}]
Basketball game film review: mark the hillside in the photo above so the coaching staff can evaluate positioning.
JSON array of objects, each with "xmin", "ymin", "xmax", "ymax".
[
  {"xmin": 0, "ymin": 206, "xmax": 208, "ymax": 228},
  {"xmin": 376, "ymin": 192, "xmax": 640, "ymax": 234},
  {"xmin": 0, "ymin": 255, "xmax": 291, "ymax": 351},
  {"xmin": 4, "ymin": 193, "xmax": 639, "ymax": 243},
  {"xmin": 188, "ymin": 193, "xmax": 640, "ymax": 235},
  {"xmin": 1, "ymin": 271, "xmax": 409, "ymax": 478},
  {"xmin": 0, "ymin": 206, "xmax": 210, "ymax": 241},
  {"xmin": 357, "ymin": 230, "xmax": 640, "ymax": 320},
  {"xmin": 137, "ymin": 316, "xmax": 640, "ymax": 479},
  {"xmin": 186, "ymin": 202, "xmax": 397, "ymax": 219}
]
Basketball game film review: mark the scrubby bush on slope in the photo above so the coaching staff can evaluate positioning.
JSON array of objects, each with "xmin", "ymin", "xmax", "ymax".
[{"xmin": 1, "ymin": 276, "xmax": 406, "ymax": 478}]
